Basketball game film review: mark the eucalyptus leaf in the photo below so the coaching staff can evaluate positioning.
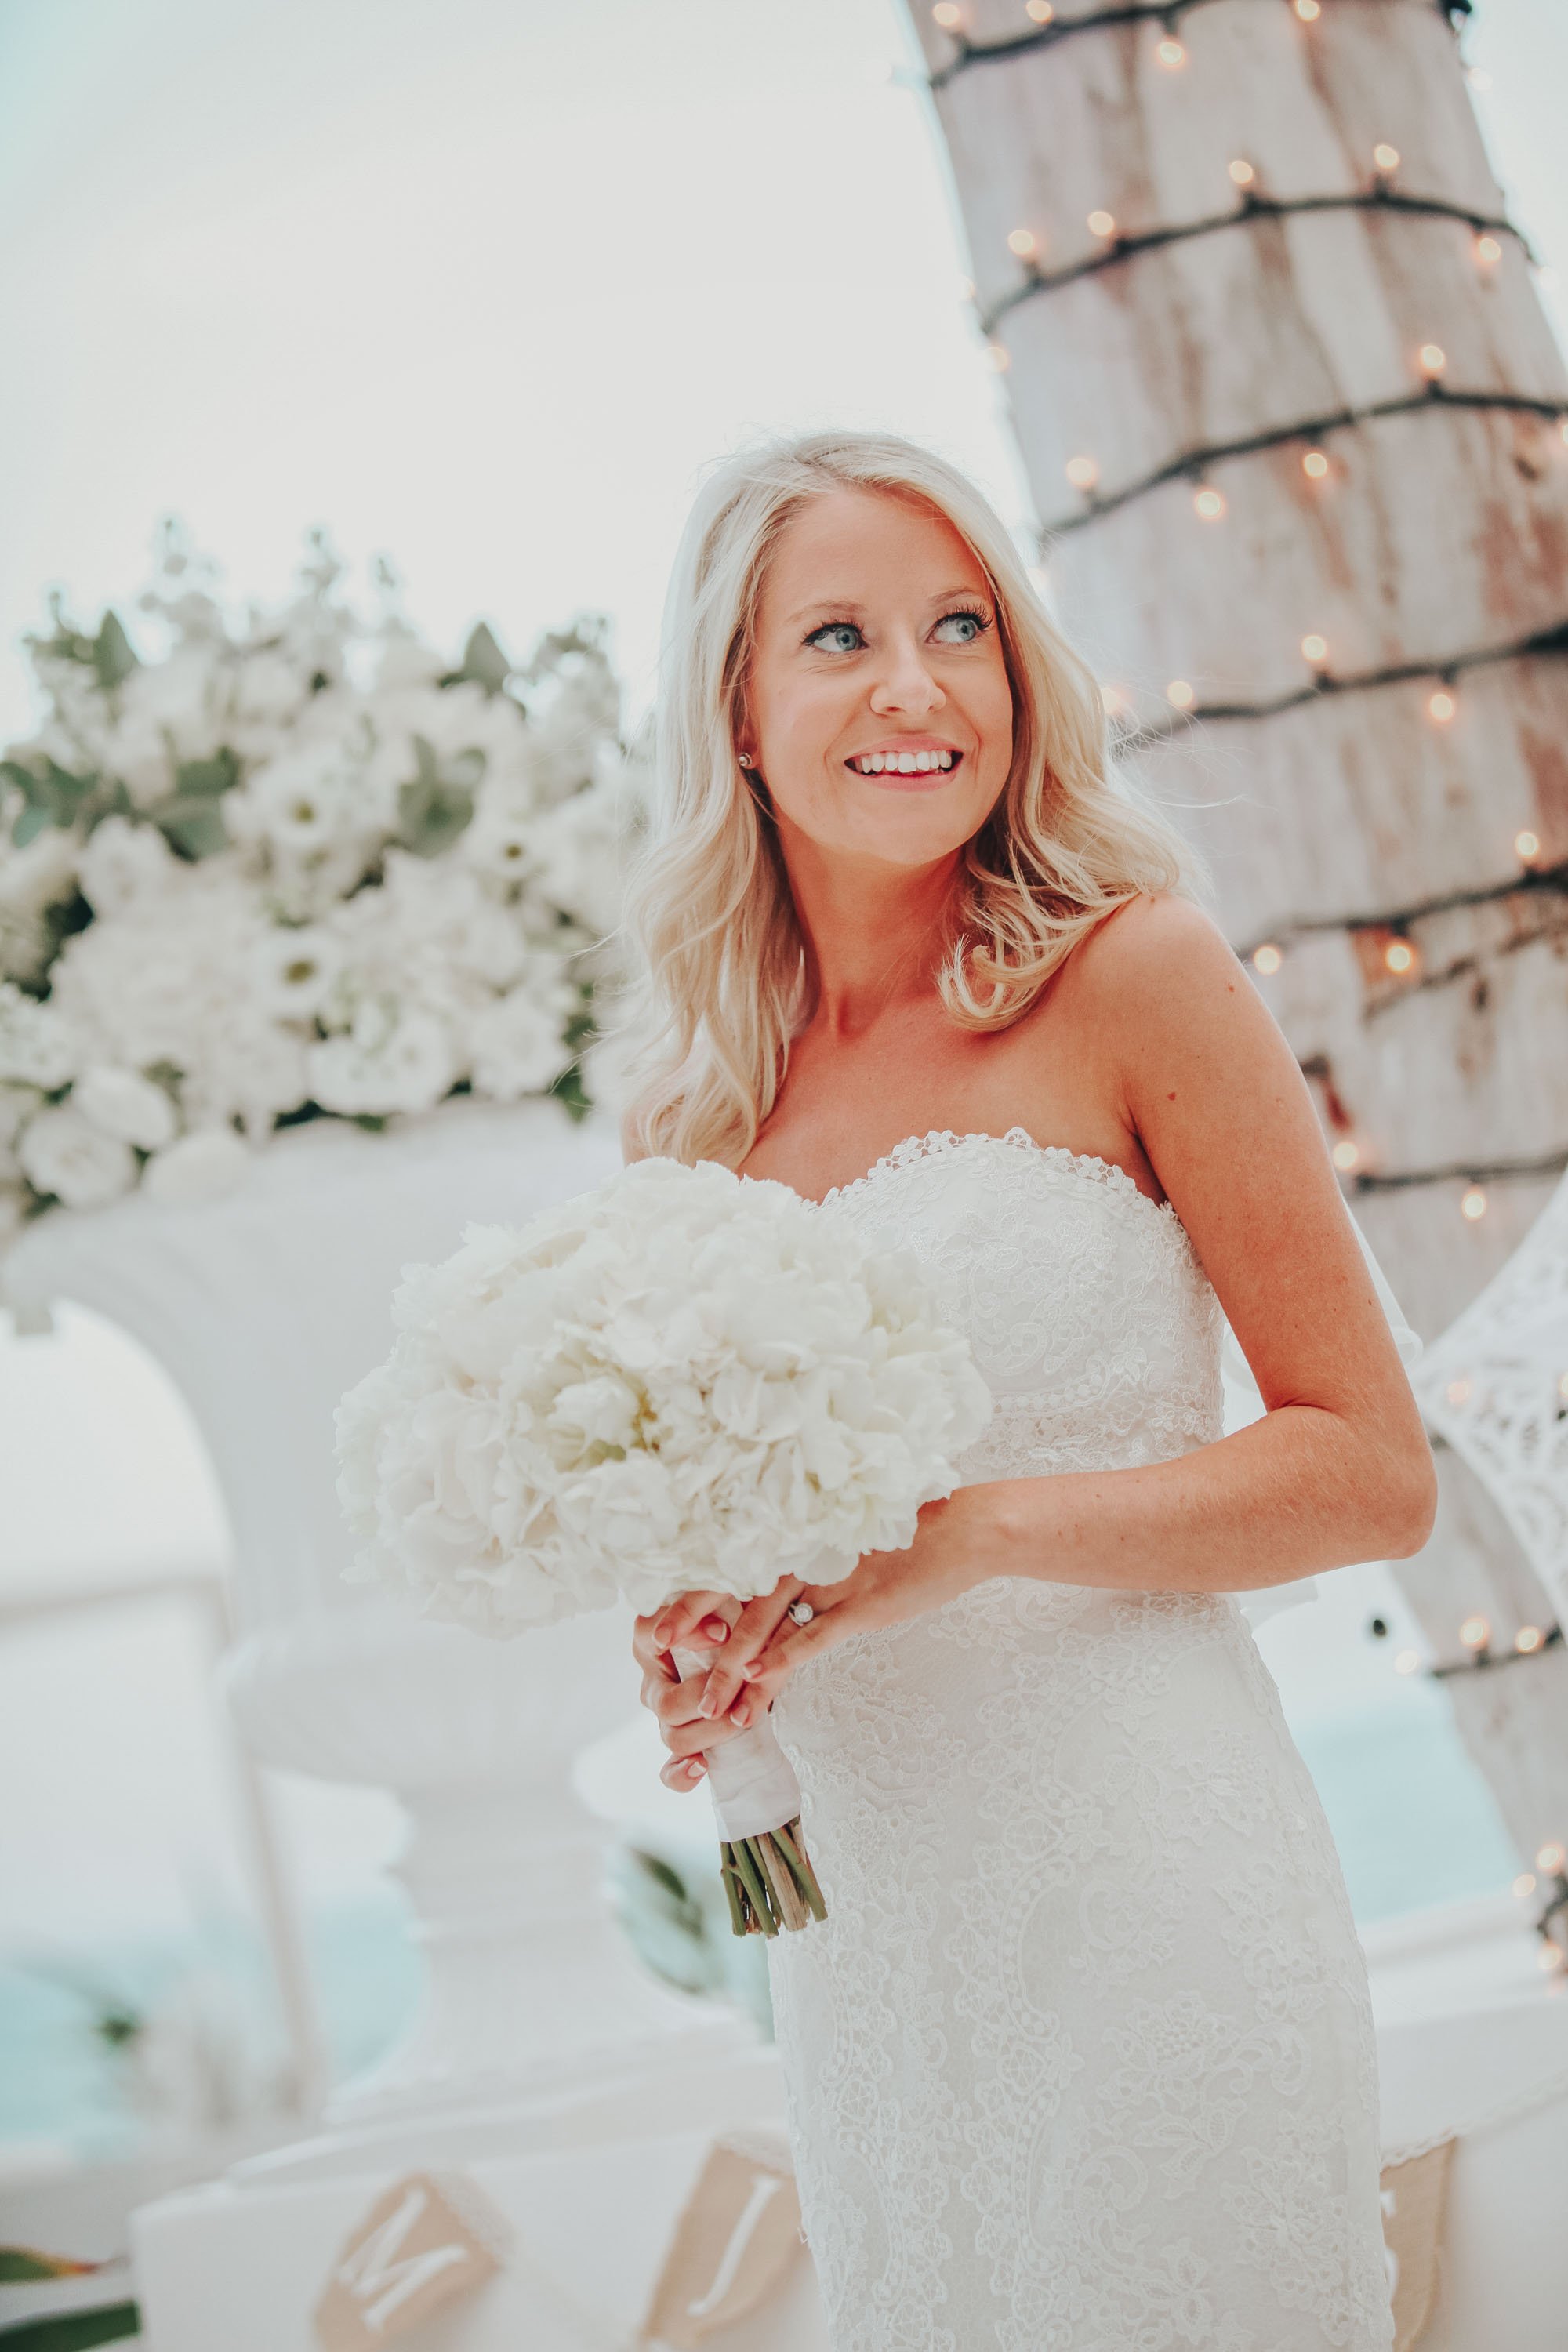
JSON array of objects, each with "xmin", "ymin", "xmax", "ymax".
[
  {"xmin": 456, "ymin": 621, "xmax": 511, "ymax": 695},
  {"xmin": 93, "ymin": 609, "xmax": 139, "ymax": 690},
  {"xmin": 173, "ymin": 748, "xmax": 240, "ymax": 798},
  {"xmin": 154, "ymin": 797, "xmax": 230, "ymax": 859},
  {"xmin": 12, "ymin": 801, "xmax": 53, "ymax": 848},
  {"xmin": 396, "ymin": 771, "xmax": 475, "ymax": 858}
]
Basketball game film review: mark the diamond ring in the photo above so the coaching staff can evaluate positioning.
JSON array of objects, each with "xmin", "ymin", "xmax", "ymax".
[{"xmin": 787, "ymin": 1599, "xmax": 815, "ymax": 1626}]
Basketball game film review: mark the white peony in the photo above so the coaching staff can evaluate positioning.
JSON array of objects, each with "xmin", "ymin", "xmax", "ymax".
[
  {"xmin": 335, "ymin": 1156, "xmax": 993, "ymax": 1636},
  {"xmin": 76, "ymin": 816, "xmax": 179, "ymax": 916},
  {"xmin": 17, "ymin": 1102, "xmax": 136, "ymax": 1209},
  {"xmin": 467, "ymin": 982, "xmax": 572, "ymax": 1102},
  {"xmin": 73, "ymin": 1064, "xmax": 178, "ymax": 1150}
]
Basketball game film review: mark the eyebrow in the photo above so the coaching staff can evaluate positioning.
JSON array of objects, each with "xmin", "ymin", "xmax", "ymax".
[{"xmin": 784, "ymin": 583, "xmax": 992, "ymax": 626}]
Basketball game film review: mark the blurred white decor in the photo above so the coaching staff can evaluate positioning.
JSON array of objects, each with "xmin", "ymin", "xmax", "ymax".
[{"xmin": 0, "ymin": 527, "xmax": 636, "ymax": 1239}]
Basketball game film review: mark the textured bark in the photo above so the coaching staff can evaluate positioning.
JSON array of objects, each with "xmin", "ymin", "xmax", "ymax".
[{"xmin": 902, "ymin": 0, "xmax": 1568, "ymax": 1862}]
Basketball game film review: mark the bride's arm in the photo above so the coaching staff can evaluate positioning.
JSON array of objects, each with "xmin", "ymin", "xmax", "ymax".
[{"xmin": 685, "ymin": 891, "xmax": 1437, "ymax": 1721}]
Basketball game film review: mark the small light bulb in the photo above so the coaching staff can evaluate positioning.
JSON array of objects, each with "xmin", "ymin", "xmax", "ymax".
[
  {"xmin": 1383, "ymin": 938, "xmax": 1417, "ymax": 975},
  {"xmin": 1468, "ymin": 65, "xmax": 1491, "ymax": 92},
  {"xmin": 1156, "ymin": 38, "xmax": 1185, "ymax": 68},
  {"xmin": 1394, "ymin": 1648, "xmax": 1422, "ymax": 1675},
  {"xmin": 1294, "ymin": 0, "xmax": 1321, "ymax": 19},
  {"xmin": 1065, "ymin": 454, "xmax": 1100, "ymax": 490},
  {"xmin": 1515, "ymin": 1871, "xmax": 1538, "ymax": 1898},
  {"xmin": 932, "ymin": 2, "xmax": 964, "ymax": 27},
  {"xmin": 1007, "ymin": 227, "xmax": 1039, "ymax": 260},
  {"xmin": 1558, "ymin": 1370, "xmax": 1568, "ymax": 1403},
  {"xmin": 1475, "ymin": 234, "xmax": 1502, "ymax": 267},
  {"xmin": 1538, "ymin": 1944, "xmax": 1566, "ymax": 1974},
  {"xmin": 1331, "ymin": 1139, "xmax": 1360, "ymax": 1172},
  {"xmin": 1515, "ymin": 1626, "xmax": 1547, "ymax": 1655},
  {"xmin": 1252, "ymin": 943, "xmax": 1283, "ymax": 976},
  {"xmin": 987, "ymin": 341, "xmax": 1011, "ymax": 372},
  {"xmin": 1101, "ymin": 683, "xmax": 1130, "ymax": 717},
  {"xmin": 1087, "ymin": 209, "xmax": 1117, "ymax": 238},
  {"xmin": 1428, "ymin": 689, "xmax": 1457, "ymax": 724},
  {"xmin": 956, "ymin": 274, "xmax": 975, "ymax": 303},
  {"xmin": 1374, "ymin": 143, "xmax": 1401, "ymax": 174},
  {"xmin": 1193, "ymin": 486, "xmax": 1227, "ymax": 520},
  {"xmin": 1445, "ymin": 1377, "xmax": 1472, "ymax": 1407},
  {"xmin": 1166, "ymin": 679, "xmax": 1196, "ymax": 710},
  {"xmin": 1418, "ymin": 343, "xmax": 1447, "ymax": 377},
  {"xmin": 1461, "ymin": 1185, "xmax": 1487, "ymax": 1221},
  {"xmin": 1229, "ymin": 158, "xmax": 1256, "ymax": 188},
  {"xmin": 1025, "ymin": 0, "xmax": 1054, "ymax": 21},
  {"xmin": 1302, "ymin": 633, "xmax": 1329, "ymax": 665},
  {"xmin": 1537, "ymin": 1842, "xmax": 1566, "ymax": 1875},
  {"xmin": 1515, "ymin": 829, "xmax": 1541, "ymax": 862},
  {"xmin": 1460, "ymin": 1613, "xmax": 1491, "ymax": 1652}
]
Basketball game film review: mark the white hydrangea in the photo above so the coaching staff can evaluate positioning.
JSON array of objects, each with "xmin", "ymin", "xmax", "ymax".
[{"xmin": 334, "ymin": 1157, "xmax": 994, "ymax": 1635}]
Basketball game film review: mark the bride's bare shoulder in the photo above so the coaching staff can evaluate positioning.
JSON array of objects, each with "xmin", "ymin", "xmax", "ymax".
[{"xmin": 1063, "ymin": 892, "xmax": 1243, "ymax": 1025}]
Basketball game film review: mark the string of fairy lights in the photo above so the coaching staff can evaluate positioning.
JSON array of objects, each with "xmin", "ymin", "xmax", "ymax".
[
  {"xmin": 926, "ymin": 0, "xmax": 1568, "ymax": 1225},
  {"xmin": 1369, "ymin": 1609, "xmax": 1568, "ymax": 1968},
  {"xmin": 927, "ymin": 0, "xmax": 1470, "ymax": 85}
]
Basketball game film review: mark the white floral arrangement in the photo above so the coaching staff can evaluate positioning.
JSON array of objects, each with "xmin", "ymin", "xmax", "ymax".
[
  {"xmin": 334, "ymin": 1154, "xmax": 993, "ymax": 1934},
  {"xmin": 0, "ymin": 528, "xmax": 641, "ymax": 1244}
]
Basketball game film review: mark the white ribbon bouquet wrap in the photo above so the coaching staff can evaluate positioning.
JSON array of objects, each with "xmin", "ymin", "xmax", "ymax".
[{"xmin": 334, "ymin": 1155, "xmax": 994, "ymax": 1936}]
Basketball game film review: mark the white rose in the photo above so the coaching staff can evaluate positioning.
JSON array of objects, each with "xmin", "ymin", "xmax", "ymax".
[
  {"xmin": 251, "ymin": 925, "xmax": 343, "ymax": 1021},
  {"xmin": 76, "ymin": 816, "xmax": 178, "ymax": 915},
  {"xmin": 467, "ymin": 985, "xmax": 568, "ymax": 1103},
  {"xmin": 143, "ymin": 1127, "xmax": 250, "ymax": 1207},
  {"xmin": 0, "ymin": 982, "xmax": 79, "ymax": 1090},
  {"xmin": 307, "ymin": 1004, "xmax": 456, "ymax": 1116},
  {"xmin": 73, "ymin": 1065, "xmax": 177, "ymax": 1150},
  {"xmin": 17, "ymin": 1102, "xmax": 136, "ymax": 1209}
]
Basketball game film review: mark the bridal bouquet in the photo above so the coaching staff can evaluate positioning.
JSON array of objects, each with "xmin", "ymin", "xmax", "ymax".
[{"xmin": 335, "ymin": 1154, "xmax": 993, "ymax": 1936}]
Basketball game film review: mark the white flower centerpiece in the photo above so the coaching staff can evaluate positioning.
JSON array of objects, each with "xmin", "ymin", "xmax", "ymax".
[
  {"xmin": 336, "ymin": 1153, "xmax": 994, "ymax": 1937},
  {"xmin": 0, "ymin": 527, "xmax": 639, "ymax": 1240}
]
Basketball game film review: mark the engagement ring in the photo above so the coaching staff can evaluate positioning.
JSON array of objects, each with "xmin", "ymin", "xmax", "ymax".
[{"xmin": 787, "ymin": 1599, "xmax": 815, "ymax": 1625}]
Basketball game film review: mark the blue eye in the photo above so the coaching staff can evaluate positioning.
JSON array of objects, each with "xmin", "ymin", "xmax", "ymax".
[{"xmin": 808, "ymin": 621, "xmax": 863, "ymax": 654}]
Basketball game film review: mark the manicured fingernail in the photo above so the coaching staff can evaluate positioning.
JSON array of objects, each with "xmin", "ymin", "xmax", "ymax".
[
  {"xmin": 731, "ymin": 1700, "xmax": 751, "ymax": 1726},
  {"xmin": 742, "ymin": 1661, "xmax": 764, "ymax": 1680},
  {"xmin": 684, "ymin": 1759, "xmax": 706, "ymax": 1779},
  {"xmin": 699, "ymin": 1690, "xmax": 718, "ymax": 1718},
  {"xmin": 702, "ymin": 1618, "xmax": 728, "ymax": 1642}
]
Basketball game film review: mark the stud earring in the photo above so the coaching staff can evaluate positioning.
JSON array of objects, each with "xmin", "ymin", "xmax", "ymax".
[{"xmin": 738, "ymin": 753, "xmax": 754, "ymax": 768}]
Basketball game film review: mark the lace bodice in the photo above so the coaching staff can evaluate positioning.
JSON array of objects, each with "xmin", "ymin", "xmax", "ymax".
[
  {"xmin": 766, "ymin": 1126, "xmax": 1395, "ymax": 2352},
  {"xmin": 818, "ymin": 1125, "xmax": 1225, "ymax": 1485}
]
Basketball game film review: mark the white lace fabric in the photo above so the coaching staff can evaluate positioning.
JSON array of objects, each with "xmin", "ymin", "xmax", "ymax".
[{"xmin": 767, "ymin": 1129, "xmax": 1394, "ymax": 2352}]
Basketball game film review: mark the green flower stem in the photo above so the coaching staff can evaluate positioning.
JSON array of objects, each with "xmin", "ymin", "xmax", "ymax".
[
  {"xmin": 719, "ymin": 1847, "xmax": 750, "ymax": 1938},
  {"xmin": 727, "ymin": 1836, "xmax": 778, "ymax": 1936},
  {"xmin": 769, "ymin": 1818, "xmax": 829, "ymax": 1922}
]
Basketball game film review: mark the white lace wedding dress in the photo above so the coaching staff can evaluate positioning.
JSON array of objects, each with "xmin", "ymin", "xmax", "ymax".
[{"xmin": 766, "ymin": 1127, "xmax": 1395, "ymax": 2352}]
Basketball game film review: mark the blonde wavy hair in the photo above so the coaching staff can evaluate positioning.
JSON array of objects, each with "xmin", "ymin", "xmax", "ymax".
[{"xmin": 608, "ymin": 427, "xmax": 1197, "ymax": 1170}]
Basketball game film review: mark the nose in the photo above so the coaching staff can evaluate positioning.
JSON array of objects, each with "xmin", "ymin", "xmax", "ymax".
[{"xmin": 867, "ymin": 630, "xmax": 947, "ymax": 717}]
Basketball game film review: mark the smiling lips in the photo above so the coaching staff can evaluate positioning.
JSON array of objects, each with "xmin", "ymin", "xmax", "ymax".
[{"xmin": 846, "ymin": 746, "xmax": 964, "ymax": 789}]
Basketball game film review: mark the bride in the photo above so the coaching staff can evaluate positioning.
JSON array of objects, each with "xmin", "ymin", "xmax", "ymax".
[{"xmin": 614, "ymin": 428, "xmax": 1433, "ymax": 2350}]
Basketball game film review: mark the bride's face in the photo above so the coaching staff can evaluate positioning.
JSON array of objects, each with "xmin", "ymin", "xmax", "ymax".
[{"xmin": 739, "ymin": 487, "xmax": 1014, "ymax": 868}]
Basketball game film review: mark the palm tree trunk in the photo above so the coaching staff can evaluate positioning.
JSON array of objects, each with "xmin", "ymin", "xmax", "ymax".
[{"xmin": 901, "ymin": 0, "xmax": 1568, "ymax": 1861}]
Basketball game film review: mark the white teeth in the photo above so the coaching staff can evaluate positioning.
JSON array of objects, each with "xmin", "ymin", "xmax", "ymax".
[{"xmin": 851, "ymin": 750, "xmax": 956, "ymax": 775}]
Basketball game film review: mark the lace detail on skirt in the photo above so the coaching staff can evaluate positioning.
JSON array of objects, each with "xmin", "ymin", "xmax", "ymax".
[{"xmin": 766, "ymin": 1135, "xmax": 1394, "ymax": 2352}]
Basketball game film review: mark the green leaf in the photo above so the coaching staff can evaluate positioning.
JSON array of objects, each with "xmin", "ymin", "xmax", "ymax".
[
  {"xmin": 154, "ymin": 797, "xmax": 229, "ymax": 859},
  {"xmin": 456, "ymin": 621, "xmax": 511, "ymax": 695},
  {"xmin": 92, "ymin": 610, "xmax": 139, "ymax": 691},
  {"xmin": 11, "ymin": 803, "xmax": 53, "ymax": 848},
  {"xmin": 396, "ymin": 738, "xmax": 475, "ymax": 857},
  {"xmin": 0, "ymin": 2299, "xmax": 143, "ymax": 2348},
  {"xmin": 172, "ymin": 749, "xmax": 239, "ymax": 799}
]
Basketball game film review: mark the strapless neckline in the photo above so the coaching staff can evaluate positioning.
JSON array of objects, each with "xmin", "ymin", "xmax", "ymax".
[{"xmin": 811, "ymin": 1122, "xmax": 1181, "ymax": 1229}]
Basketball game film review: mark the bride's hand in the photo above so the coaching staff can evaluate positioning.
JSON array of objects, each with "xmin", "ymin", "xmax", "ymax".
[
  {"xmin": 632, "ymin": 1592, "xmax": 760, "ymax": 1793},
  {"xmin": 685, "ymin": 1489, "xmax": 997, "ymax": 1722}
]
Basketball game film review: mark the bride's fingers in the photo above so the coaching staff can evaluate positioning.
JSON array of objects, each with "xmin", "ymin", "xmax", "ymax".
[
  {"xmin": 661, "ymin": 1752, "xmax": 707, "ymax": 1791},
  {"xmin": 739, "ymin": 1587, "xmax": 843, "ymax": 1688},
  {"xmin": 649, "ymin": 1591, "xmax": 740, "ymax": 1656},
  {"xmin": 696, "ymin": 1581, "xmax": 804, "ymax": 1719}
]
